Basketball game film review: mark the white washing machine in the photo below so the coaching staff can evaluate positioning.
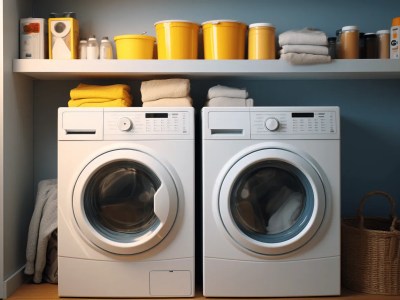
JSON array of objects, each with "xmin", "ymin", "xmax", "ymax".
[
  {"xmin": 58, "ymin": 107, "xmax": 195, "ymax": 298},
  {"xmin": 202, "ymin": 106, "xmax": 340, "ymax": 297}
]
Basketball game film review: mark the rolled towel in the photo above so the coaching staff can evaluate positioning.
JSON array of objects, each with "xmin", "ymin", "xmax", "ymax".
[
  {"xmin": 280, "ymin": 44, "xmax": 329, "ymax": 56},
  {"xmin": 205, "ymin": 97, "xmax": 254, "ymax": 107},
  {"xmin": 141, "ymin": 78, "xmax": 190, "ymax": 102},
  {"xmin": 68, "ymin": 98, "xmax": 132, "ymax": 107},
  {"xmin": 279, "ymin": 28, "xmax": 328, "ymax": 46},
  {"xmin": 207, "ymin": 85, "xmax": 248, "ymax": 99},
  {"xmin": 142, "ymin": 96, "xmax": 193, "ymax": 107},
  {"xmin": 280, "ymin": 53, "xmax": 331, "ymax": 65},
  {"xmin": 70, "ymin": 83, "xmax": 131, "ymax": 100}
]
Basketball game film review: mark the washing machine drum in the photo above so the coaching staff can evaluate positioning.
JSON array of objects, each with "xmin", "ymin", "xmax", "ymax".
[
  {"xmin": 72, "ymin": 149, "xmax": 178, "ymax": 255},
  {"xmin": 218, "ymin": 148, "xmax": 327, "ymax": 256}
]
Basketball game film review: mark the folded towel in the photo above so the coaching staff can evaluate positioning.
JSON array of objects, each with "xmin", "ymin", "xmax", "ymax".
[
  {"xmin": 141, "ymin": 78, "xmax": 190, "ymax": 102},
  {"xmin": 70, "ymin": 83, "xmax": 131, "ymax": 100},
  {"xmin": 142, "ymin": 96, "xmax": 193, "ymax": 107},
  {"xmin": 280, "ymin": 44, "xmax": 329, "ymax": 56},
  {"xmin": 207, "ymin": 85, "xmax": 248, "ymax": 99},
  {"xmin": 25, "ymin": 179, "xmax": 58, "ymax": 283},
  {"xmin": 280, "ymin": 53, "xmax": 331, "ymax": 65},
  {"xmin": 68, "ymin": 98, "xmax": 132, "ymax": 107},
  {"xmin": 279, "ymin": 28, "xmax": 328, "ymax": 46},
  {"xmin": 205, "ymin": 97, "xmax": 254, "ymax": 107}
]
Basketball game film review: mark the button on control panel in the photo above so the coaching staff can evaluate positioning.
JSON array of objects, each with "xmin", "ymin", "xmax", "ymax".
[{"xmin": 252, "ymin": 110, "xmax": 338, "ymax": 135}]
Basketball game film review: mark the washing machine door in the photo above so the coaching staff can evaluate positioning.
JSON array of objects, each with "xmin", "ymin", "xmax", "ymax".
[
  {"xmin": 73, "ymin": 149, "xmax": 178, "ymax": 255},
  {"xmin": 218, "ymin": 148, "xmax": 326, "ymax": 255}
]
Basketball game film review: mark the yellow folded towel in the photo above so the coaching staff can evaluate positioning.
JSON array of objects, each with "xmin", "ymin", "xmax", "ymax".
[
  {"xmin": 142, "ymin": 97, "xmax": 193, "ymax": 107},
  {"xmin": 141, "ymin": 78, "xmax": 190, "ymax": 102},
  {"xmin": 70, "ymin": 83, "xmax": 131, "ymax": 100},
  {"xmin": 68, "ymin": 98, "xmax": 132, "ymax": 107}
]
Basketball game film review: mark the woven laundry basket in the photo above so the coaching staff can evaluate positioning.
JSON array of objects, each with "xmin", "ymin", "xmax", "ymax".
[{"xmin": 341, "ymin": 191, "xmax": 400, "ymax": 295}]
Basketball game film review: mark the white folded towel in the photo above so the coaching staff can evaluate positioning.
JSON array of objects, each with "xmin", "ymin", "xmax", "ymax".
[
  {"xmin": 142, "ymin": 96, "xmax": 193, "ymax": 107},
  {"xmin": 141, "ymin": 78, "xmax": 190, "ymax": 102},
  {"xmin": 25, "ymin": 179, "xmax": 58, "ymax": 283},
  {"xmin": 280, "ymin": 53, "xmax": 331, "ymax": 65},
  {"xmin": 205, "ymin": 97, "xmax": 254, "ymax": 107},
  {"xmin": 280, "ymin": 44, "xmax": 329, "ymax": 56},
  {"xmin": 279, "ymin": 28, "xmax": 328, "ymax": 46},
  {"xmin": 207, "ymin": 85, "xmax": 248, "ymax": 99}
]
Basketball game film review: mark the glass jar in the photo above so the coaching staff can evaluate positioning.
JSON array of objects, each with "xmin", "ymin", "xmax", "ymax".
[
  {"xmin": 340, "ymin": 25, "xmax": 359, "ymax": 59},
  {"xmin": 376, "ymin": 29, "xmax": 390, "ymax": 59},
  {"xmin": 364, "ymin": 33, "xmax": 378, "ymax": 59}
]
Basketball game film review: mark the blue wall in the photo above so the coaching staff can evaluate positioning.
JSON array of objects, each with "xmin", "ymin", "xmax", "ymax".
[{"xmin": 33, "ymin": 0, "xmax": 400, "ymax": 218}]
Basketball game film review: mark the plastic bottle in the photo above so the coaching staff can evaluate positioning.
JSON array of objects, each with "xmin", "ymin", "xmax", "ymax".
[
  {"xmin": 100, "ymin": 36, "xmax": 113, "ymax": 59},
  {"xmin": 390, "ymin": 17, "xmax": 400, "ymax": 59},
  {"xmin": 87, "ymin": 35, "xmax": 99, "ymax": 59},
  {"xmin": 78, "ymin": 40, "xmax": 87, "ymax": 59}
]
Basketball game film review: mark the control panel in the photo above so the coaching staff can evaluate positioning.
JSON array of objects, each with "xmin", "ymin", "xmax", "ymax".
[
  {"xmin": 251, "ymin": 110, "xmax": 338, "ymax": 135},
  {"xmin": 104, "ymin": 111, "xmax": 190, "ymax": 135}
]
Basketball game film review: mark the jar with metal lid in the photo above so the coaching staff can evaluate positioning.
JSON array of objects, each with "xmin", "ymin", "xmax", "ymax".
[
  {"xmin": 340, "ymin": 25, "xmax": 359, "ymax": 59},
  {"xmin": 248, "ymin": 23, "xmax": 276, "ymax": 60},
  {"xmin": 364, "ymin": 33, "xmax": 378, "ymax": 59},
  {"xmin": 327, "ymin": 37, "xmax": 336, "ymax": 59},
  {"xmin": 376, "ymin": 29, "xmax": 390, "ymax": 59}
]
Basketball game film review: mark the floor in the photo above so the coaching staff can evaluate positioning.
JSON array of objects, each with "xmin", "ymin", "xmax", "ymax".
[{"xmin": 7, "ymin": 283, "xmax": 400, "ymax": 300}]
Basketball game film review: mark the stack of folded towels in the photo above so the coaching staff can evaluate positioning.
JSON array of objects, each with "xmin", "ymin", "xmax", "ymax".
[
  {"xmin": 140, "ymin": 78, "xmax": 192, "ymax": 107},
  {"xmin": 205, "ymin": 85, "xmax": 254, "ymax": 107},
  {"xmin": 278, "ymin": 28, "xmax": 331, "ymax": 65},
  {"xmin": 68, "ymin": 83, "xmax": 132, "ymax": 107}
]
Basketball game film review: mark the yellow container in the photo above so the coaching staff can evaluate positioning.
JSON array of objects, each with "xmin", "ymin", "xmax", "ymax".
[
  {"xmin": 248, "ymin": 23, "xmax": 276, "ymax": 60},
  {"xmin": 155, "ymin": 20, "xmax": 200, "ymax": 59},
  {"xmin": 114, "ymin": 34, "xmax": 155, "ymax": 59},
  {"xmin": 48, "ymin": 17, "xmax": 79, "ymax": 59},
  {"xmin": 202, "ymin": 20, "xmax": 247, "ymax": 59}
]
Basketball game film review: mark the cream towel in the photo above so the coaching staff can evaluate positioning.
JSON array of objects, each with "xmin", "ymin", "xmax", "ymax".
[
  {"xmin": 205, "ymin": 97, "xmax": 254, "ymax": 107},
  {"xmin": 280, "ymin": 53, "xmax": 331, "ymax": 65},
  {"xmin": 141, "ymin": 78, "xmax": 190, "ymax": 102},
  {"xmin": 279, "ymin": 28, "xmax": 328, "ymax": 46},
  {"xmin": 207, "ymin": 85, "xmax": 248, "ymax": 99},
  {"xmin": 280, "ymin": 44, "xmax": 329, "ymax": 55},
  {"xmin": 142, "ymin": 96, "xmax": 193, "ymax": 107},
  {"xmin": 70, "ymin": 83, "xmax": 131, "ymax": 100},
  {"xmin": 68, "ymin": 98, "xmax": 132, "ymax": 107},
  {"xmin": 25, "ymin": 179, "xmax": 58, "ymax": 283}
]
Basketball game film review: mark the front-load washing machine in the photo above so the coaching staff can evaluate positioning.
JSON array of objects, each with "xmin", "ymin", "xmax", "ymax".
[
  {"xmin": 202, "ymin": 106, "xmax": 340, "ymax": 297},
  {"xmin": 58, "ymin": 107, "xmax": 195, "ymax": 298}
]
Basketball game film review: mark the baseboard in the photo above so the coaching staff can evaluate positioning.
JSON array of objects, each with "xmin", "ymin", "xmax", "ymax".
[{"xmin": 2, "ymin": 265, "xmax": 26, "ymax": 299}]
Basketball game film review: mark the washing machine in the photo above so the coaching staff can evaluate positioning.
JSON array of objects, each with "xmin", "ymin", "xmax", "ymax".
[
  {"xmin": 202, "ymin": 106, "xmax": 340, "ymax": 297},
  {"xmin": 58, "ymin": 107, "xmax": 195, "ymax": 298}
]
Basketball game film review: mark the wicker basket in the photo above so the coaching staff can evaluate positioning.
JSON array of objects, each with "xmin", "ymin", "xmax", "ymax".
[{"xmin": 341, "ymin": 191, "xmax": 400, "ymax": 295}]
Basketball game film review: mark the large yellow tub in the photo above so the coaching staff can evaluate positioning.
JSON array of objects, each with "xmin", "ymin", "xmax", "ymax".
[
  {"xmin": 155, "ymin": 20, "xmax": 200, "ymax": 59},
  {"xmin": 202, "ymin": 20, "xmax": 247, "ymax": 59}
]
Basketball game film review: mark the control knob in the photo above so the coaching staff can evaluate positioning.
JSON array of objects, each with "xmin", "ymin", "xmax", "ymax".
[
  {"xmin": 265, "ymin": 118, "xmax": 279, "ymax": 131},
  {"xmin": 118, "ymin": 117, "xmax": 133, "ymax": 131}
]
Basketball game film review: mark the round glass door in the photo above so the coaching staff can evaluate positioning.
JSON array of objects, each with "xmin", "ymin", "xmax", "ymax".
[
  {"xmin": 219, "ymin": 148, "xmax": 326, "ymax": 255},
  {"xmin": 73, "ymin": 149, "xmax": 178, "ymax": 255}
]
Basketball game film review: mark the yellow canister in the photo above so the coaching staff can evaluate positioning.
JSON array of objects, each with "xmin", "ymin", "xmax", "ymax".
[
  {"xmin": 114, "ymin": 34, "xmax": 155, "ymax": 59},
  {"xmin": 202, "ymin": 20, "xmax": 247, "ymax": 59},
  {"xmin": 155, "ymin": 20, "xmax": 200, "ymax": 59},
  {"xmin": 248, "ymin": 23, "xmax": 276, "ymax": 60}
]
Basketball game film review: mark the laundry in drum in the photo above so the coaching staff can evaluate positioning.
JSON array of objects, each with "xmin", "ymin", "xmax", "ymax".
[{"xmin": 234, "ymin": 167, "xmax": 304, "ymax": 235}]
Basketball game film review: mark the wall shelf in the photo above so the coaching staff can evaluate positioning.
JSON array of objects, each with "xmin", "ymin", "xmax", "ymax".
[{"xmin": 13, "ymin": 59, "xmax": 400, "ymax": 80}]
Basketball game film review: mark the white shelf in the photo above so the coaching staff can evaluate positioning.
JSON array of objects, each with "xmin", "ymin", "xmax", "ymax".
[{"xmin": 13, "ymin": 58, "xmax": 400, "ymax": 80}]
